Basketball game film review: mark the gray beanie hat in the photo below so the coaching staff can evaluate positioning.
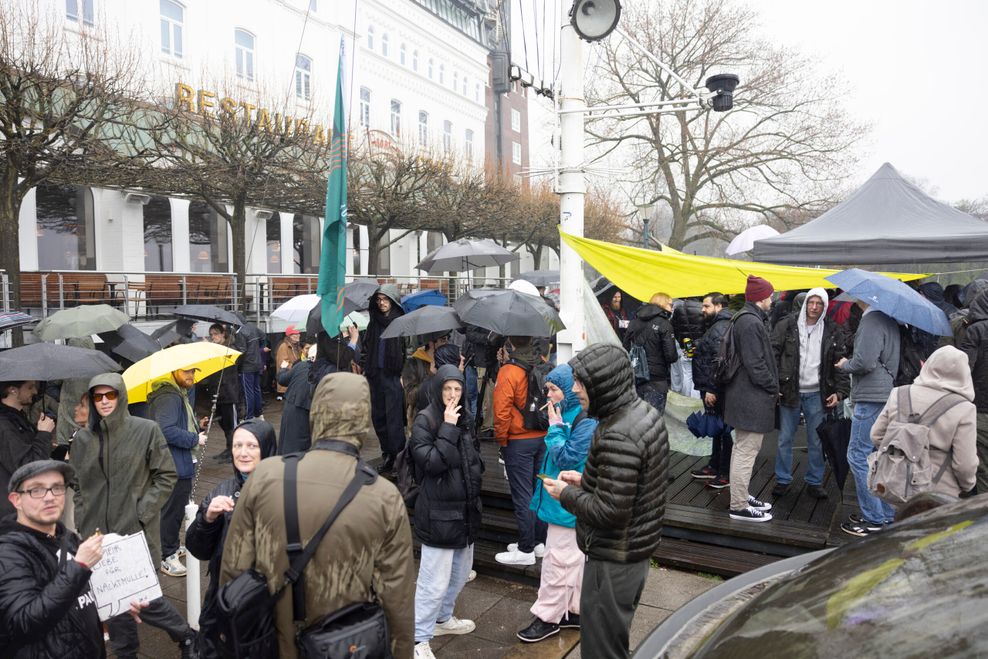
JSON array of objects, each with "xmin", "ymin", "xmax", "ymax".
[{"xmin": 8, "ymin": 460, "xmax": 75, "ymax": 494}]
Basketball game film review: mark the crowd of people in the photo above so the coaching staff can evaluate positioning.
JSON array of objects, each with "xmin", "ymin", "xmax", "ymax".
[{"xmin": 2, "ymin": 272, "xmax": 985, "ymax": 658}]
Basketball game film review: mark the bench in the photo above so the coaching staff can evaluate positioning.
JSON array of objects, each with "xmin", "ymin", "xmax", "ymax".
[
  {"xmin": 145, "ymin": 274, "xmax": 187, "ymax": 316},
  {"xmin": 19, "ymin": 272, "xmax": 110, "ymax": 310}
]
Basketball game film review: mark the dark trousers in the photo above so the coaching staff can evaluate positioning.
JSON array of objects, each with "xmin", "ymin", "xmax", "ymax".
[
  {"xmin": 160, "ymin": 477, "xmax": 192, "ymax": 559},
  {"xmin": 710, "ymin": 430, "xmax": 734, "ymax": 478},
  {"xmin": 368, "ymin": 371, "xmax": 405, "ymax": 457},
  {"xmin": 240, "ymin": 372, "xmax": 262, "ymax": 418},
  {"xmin": 637, "ymin": 379, "xmax": 670, "ymax": 414},
  {"xmin": 107, "ymin": 596, "xmax": 191, "ymax": 657},
  {"xmin": 581, "ymin": 558, "xmax": 650, "ymax": 659},
  {"xmin": 215, "ymin": 401, "xmax": 239, "ymax": 451},
  {"xmin": 503, "ymin": 437, "xmax": 548, "ymax": 553}
]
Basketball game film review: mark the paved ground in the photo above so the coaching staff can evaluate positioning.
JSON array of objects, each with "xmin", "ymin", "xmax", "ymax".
[{"xmin": 129, "ymin": 395, "xmax": 720, "ymax": 658}]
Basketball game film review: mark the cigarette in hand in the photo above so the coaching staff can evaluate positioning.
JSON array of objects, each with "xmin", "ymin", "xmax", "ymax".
[{"xmin": 540, "ymin": 402, "xmax": 551, "ymax": 411}]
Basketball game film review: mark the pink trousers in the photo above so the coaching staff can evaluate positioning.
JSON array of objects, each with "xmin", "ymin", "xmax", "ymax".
[{"xmin": 530, "ymin": 523, "xmax": 585, "ymax": 623}]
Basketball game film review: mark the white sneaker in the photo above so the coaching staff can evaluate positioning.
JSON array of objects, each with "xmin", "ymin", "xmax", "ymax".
[
  {"xmin": 495, "ymin": 549, "xmax": 535, "ymax": 566},
  {"xmin": 414, "ymin": 641, "xmax": 436, "ymax": 659},
  {"xmin": 434, "ymin": 616, "xmax": 475, "ymax": 636},
  {"xmin": 160, "ymin": 552, "xmax": 187, "ymax": 577},
  {"xmin": 507, "ymin": 542, "xmax": 545, "ymax": 558},
  {"xmin": 466, "ymin": 569, "xmax": 477, "ymax": 582}
]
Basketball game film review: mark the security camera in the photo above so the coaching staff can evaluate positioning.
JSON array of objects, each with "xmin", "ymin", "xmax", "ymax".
[{"xmin": 704, "ymin": 73, "xmax": 739, "ymax": 112}]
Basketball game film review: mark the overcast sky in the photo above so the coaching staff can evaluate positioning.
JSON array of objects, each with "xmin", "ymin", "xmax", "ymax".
[{"xmin": 524, "ymin": 0, "xmax": 988, "ymax": 204}]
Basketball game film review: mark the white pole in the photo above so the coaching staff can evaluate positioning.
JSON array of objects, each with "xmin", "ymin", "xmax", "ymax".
[
  {"xmin": 556, "ymin": 23, "xmax": 587, "ymax": 363},
  {"xmin": 184, "ymin": 502, "xmax": 201, "ymax": 630}
]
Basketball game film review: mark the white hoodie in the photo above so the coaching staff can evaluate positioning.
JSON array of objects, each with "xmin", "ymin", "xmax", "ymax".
[{"xmin": 797, "ymin": 287, "xmax": 830, "ymax": 392}]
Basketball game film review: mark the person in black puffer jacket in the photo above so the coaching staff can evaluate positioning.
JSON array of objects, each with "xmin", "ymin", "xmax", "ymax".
[
  {"xmin": 544, "ymin": 343, "xmax": 669, "ymax": 659},
  {"xmin": 409, "ymin": 365, "xmax": 483, "ymax": 654},
  {"xmin": 624, "ymin": 293, "xmax": 679, "ymax": 413},
  {"xmin": 185, "ymin": 419, "xmax": 276, "ymax": 635}
]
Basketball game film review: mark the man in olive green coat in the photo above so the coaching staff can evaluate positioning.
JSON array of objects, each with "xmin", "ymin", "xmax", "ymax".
[{"xmin": 221, "ymin": 371, "xmax": 415, "ymax": 659}]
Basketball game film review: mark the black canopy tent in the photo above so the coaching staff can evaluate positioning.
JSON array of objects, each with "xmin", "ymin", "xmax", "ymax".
[{"xmin": 752, "ymin": 163, "xmax": 988, "ymax": 265}]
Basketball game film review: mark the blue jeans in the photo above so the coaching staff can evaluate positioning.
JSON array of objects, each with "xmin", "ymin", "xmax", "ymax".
[
  {"xmin": 776, "ymin": 393, "xmax": 826, "ymax": 486},
  {"xmin": 848, "ymin": 401, "xmax": 895, "ymax": 524},
  {"xmin": 504, "ymin": 437, "xmax": 548, "ymax": 553},
  {"xmin": 464, "ymin": 365, "xmax": 478, "ymax": 419},
  {"xmin": 414, "ymin": 544, "xmax": 474, "ymax": 642}
]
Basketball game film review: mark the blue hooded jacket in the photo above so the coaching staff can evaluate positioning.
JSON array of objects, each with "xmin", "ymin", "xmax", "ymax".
[{"xmin": 530, "ymin": 363, "xmax": 597, "ymax": 528}]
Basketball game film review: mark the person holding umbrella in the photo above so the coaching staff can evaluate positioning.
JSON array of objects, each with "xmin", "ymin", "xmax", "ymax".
[
  {"xmin": 360, "ymin": 284, "xmax": 406, "ymax": 474},
  {"xmin": 0, "ymin": 381, "xmax": 55, "ymax": 517}
]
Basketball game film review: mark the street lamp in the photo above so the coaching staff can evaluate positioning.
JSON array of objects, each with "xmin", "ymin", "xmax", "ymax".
[{"xmin": 636, "ymin": 203, "xmax": 653, "ymax": 249}]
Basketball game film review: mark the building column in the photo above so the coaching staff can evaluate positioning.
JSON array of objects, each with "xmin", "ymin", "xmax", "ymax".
[
  {"xmin": 18, "ymin": 188, "xmax": 39, "ymax": 271},
  {"xmin": 171, "ymin": 199, "xmax": 191, "ymax": 272},
  {"xmin": 279, "ymin": 211, "xmax": 294, "ymax": 274}
]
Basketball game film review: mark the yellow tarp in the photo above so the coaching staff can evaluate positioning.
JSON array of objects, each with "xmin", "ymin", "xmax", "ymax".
[{"xmin": 560, "ymin": 231, "xmax": 926, "ymax": 300}]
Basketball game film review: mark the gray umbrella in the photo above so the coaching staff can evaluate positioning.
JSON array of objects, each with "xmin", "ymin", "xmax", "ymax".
[
  {"xmin": 416, "ymin": 238, "xmax": 519, "ymax": 274},
  {"xmin": 33, "ymin": 304, "xmax": 129, "ymax": 341},
  {"xmin": 453, "ymin": 289, "xmax": 506, "ymax": 317},
  {"xmin": 174, "ymin": 304, "xmax": 242, "ymax": 327},
  {"xmin": 98, "ymin": 323, "xmax": 161, "ymax": 364},
  {"xmin": 513, "ymin": 270, "xmax": 560, "ymax": 288},
  {"xmin": 459, "ymin": 290, "xmax": 565, "ymax": 337},
  {"xmin": 0, "ymin": 311, "xmax": 36, "ymax": 332},
  {"xmin": 0, "ymin": 343, "xmax": 121, "ymax": 381},
  {"xmin": 380, "ymin": 305, "xmax": 463, "ymax": 339}
]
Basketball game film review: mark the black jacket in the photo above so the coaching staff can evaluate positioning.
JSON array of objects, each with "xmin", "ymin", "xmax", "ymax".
[
  {"xmin": 560, "ymin": 344, "xmax": 669, "ymax": 563},
  {"xmin": 960, "ymin": 291, "xmax": 988, "ymax": 413},
  {"xmin": 692, "ymin": 309, "xmax": 733, "ymax": 395},
  {"xmin": 463, "ymin": 324, "xmax": 501, "ymax": 371},
  {"xmin": 0, "ymin": 517, "xmax": 104, "ymax": 659},
  {"xmin": 724, "ymin": 304, "xmax": 780, "ymax": 434},
  {"xmin": 672, "ymin": 299, "xmax": 704, "ymax": 346},
  {"xmin": 0, "ymin": 405, "xmax": 53, "ymax": 518},
  {"xmin": 409, "ymin": 366, "xmax": 483, "ymax": 549},
  {"xmin": 234, "ymin": 324, "xmax": 264, "ymax": 374},
  {"xmin": 771, "ymin": 314, "xmax": 850, "ymax": 407},
  {"xmin": 202, "ymin": 363, "xmax": 241, "ymax": 406},
  {"xmin": 361, "ymin": 288, "xmax": 406, "ymax": 377},
  {"xmin": 624, "ymin": 305, "xmax": 679, "ymax": 384}
]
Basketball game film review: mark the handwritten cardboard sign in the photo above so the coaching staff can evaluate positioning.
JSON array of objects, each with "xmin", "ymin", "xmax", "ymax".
[{"xmin": 89, "ymin": 531, "xmax": 162, "ymax": 621}]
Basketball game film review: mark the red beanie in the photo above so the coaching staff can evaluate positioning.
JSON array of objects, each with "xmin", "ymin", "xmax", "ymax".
[{"xmin": 745, "ymin": 275, "xmax": 774, "ymax": 302}]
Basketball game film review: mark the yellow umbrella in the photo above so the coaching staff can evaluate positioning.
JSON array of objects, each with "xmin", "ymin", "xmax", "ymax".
[{"xmin": 123, "ymin": 342, "xmax": 241, "ymax": 403}]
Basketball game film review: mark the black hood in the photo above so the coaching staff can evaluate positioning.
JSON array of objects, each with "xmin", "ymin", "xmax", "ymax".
[
  {"xmin": 969, "ymin": 289, "xmax": 988, "ymax": 323},
  {"xmin": 636, "ymin": 304, "xmax": 671, "ymax": 322},
  {"xmin": 570, "ymin": 343, "xmax": 637, "ymax": 419},
  {"xmin": 231, "ymin": 418, "xmax": 278, "ymax": 477},
  {"xmin": 428, "ymin": 364, "xmax": 468, "ymax": 427}
]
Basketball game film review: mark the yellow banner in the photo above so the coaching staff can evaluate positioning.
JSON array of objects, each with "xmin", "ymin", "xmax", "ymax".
[{"xmin": 560, "ymin": 231, "xmax": 925, "ymax": 300}]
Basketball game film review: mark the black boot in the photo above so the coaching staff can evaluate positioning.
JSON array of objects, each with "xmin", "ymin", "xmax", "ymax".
[
  {"xmin": 377, "ymin": 454, "xmax": 395, "ymax": 474},
  {"xmin": 179, "ymin": 630, "xmax": 199, "ymax": 659}
]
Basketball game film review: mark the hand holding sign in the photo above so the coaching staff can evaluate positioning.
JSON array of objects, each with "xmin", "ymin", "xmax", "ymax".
[{"xmin": 88, "ymin": 531, "xmax": 162, "ymax": 621}]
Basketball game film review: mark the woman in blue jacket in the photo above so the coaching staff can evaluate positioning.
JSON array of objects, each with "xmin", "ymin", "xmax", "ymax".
[{"xmin": 518, "ymin": 363, "xmax": 597, "ymax": 643}]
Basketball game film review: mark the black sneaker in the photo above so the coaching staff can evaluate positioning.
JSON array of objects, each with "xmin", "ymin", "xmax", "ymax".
[
  {"xmin": 690, "ymin": 465, "xmax": 717, "ymax": 480},
  {"xmin": 771, "ymin": 482, "xmax": 791, "ymax": 497},
  {"xmin": 848, "ymin": 512, "xmax": 864, "ymax": 524},
  {"xmin": 840, "ymin": 519, "xmax": 884, "ymax": 537},
  {"xmin": 376, "ymin": 455, "xmax": 395, "ymax": 474},
  {"xmin": 706, "ymin": 476, "xmax": 730, "ymax": 489},
  {"xmin": 747, "ymin": 495, "xmax": 772, "ymax": 512},
  {"xmin": 559, "ymin": 613, "xmax": 580, "ymax": 629},
  {"xmin": 179, "ymin": 630, "xmax": 199, "ymax": 659},
  {"xmin": 517, "ymin": 617, "xmax": 560, "ymax": 643},
  {"xmin": 729, "ymin": 507, "xmax": 773, "ymax": 522},
  {"xmin": 806, "ymin": 484, "xmax": 828, "ymax": 499}
]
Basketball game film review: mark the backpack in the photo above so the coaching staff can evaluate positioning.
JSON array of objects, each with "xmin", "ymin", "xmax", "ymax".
[
  {"xmin": 627, "ymin": 329, "xmax": 651, "ymax": 384},
  {"xmin": 867, "ymin": 387, "xmax": 967, "ymax": 505},
  {"xmin": 509, "ymin": 358, "xmax": 553, "ymax": 431},
  {"xmin": 713, "ymin": 311, "xmax": 752, "ymax": 387}
]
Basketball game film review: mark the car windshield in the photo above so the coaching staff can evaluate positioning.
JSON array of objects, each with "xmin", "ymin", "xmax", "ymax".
[{"xmin": 691, "ymin": 496, "xmax": 988, "ymax": 658}]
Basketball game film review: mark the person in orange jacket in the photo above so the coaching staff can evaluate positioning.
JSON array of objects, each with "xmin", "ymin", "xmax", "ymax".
[{"xmin": 493, "ymin": 336, "xmax": 549, "ymax": 566}]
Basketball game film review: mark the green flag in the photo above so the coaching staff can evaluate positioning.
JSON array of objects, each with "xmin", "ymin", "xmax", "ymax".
[{"xmin": 317, "ymin": 40, "xmax": 348, "ymax": 336}]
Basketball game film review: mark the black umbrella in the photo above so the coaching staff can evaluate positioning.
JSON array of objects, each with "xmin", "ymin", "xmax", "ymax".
[
  {"xmin": 380, "ymin": 305, "xmax": 463, "ymax": 340},
  {"xmin": 416, "ymin": 238, "xmax": 519, "ymax": 274},
  {"xmin": 459, "ymin": 289, "xmax": 565, "ymax": 337},
  {"xmin": 174, "ymin": 304, "xmax": 242, "ymax": 327},
  {"xmin": 818, "ymin": 411, "xmax": 853, "ymax": 491},
  {"xmin": 0, "ymin": 311, "xmax": 36, "ymax": 332},
  {"xmin": 98, "ymin": 323, "xmax": 161, "ymax": 364},
  {"xmin": 453, "ymin": 289, "xmax": 506, "ymax": 317},
  {"xmin": 305, "ymin": 299, "xmax": 364, "ymax": 336},
  {"xmin": 151, "ymin": 319, "xmax": 194, "ymax": 348},
  {"xmin": 513, "ymin": 270, "xmax": 560, "ymax": 288},
  {"xmin": 0, "ymin": 343, "xmax": 121, "ymax": 381}
]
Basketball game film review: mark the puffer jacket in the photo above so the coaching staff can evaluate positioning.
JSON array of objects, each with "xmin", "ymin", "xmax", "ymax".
[
  {"xmin": 959, "ymin": 289, "xmax": 988, "ymax": 413},
  {"xmin": 147, "ymin": 378, "xmax": 199, "ymax": 479},
  {"xmin": 724, "ymin": 303, "xmax": 780, "ymax": 434},
  {"xmin": 692, "ymin": 309, "xmax": 733, "ymax": 395},
  {"xmin": 531, "ymin": 364, "xmax": 597, "ymax": 528},
  {"xmin": 0, "ymin": 405, "xmax": 52, "ymax": 518},
  {"xmin": 624, "ymin": 304, "xmax": 679, "ymax": 384},
  {"xmin": 870, "ymin": 346, "xmax": 978, "ymax": 495},
  {"xmin": 409, "ymin": 365, "xmax": 484, "ymax": 549},
  {"xmin": 71, "ymin": 373, "xmax": 177, "ymax": 564},
  {"xmin": 185, "ymin": 419, "xmax": 277, "ymax": 612},
  {"xmin": 220, "ymin": 372, "xmax": 414, "ymax": 659},
  {"xmin": 671, "ymin": 299, "xmax": 704, "ymax": 346},
  {"xmin": 559, "ymin": 344, "xmax": 669, "ymax": 563},
  {"xmin": 0, "ymin": 518, "xmax": 104, "ymax": 659},
  {"xmin": 361, "ymin": 284, "xmax": 406, "ymax": 377},
  {"xmin": 771, "ymin": 288, "xmax": 850, "ymax": 408}
]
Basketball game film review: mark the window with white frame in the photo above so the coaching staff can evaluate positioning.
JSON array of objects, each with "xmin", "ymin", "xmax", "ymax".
[
  {"xmin": 390, "ymin": 99, "xmax": 401, "ymax": 137},
  {"xmin": 511, "ymin": 108, "xmax": 521, "ymax": 133},
  {"xmin": 475, "ymin": 82, "xmax": 481, "ymax": 102},
  {"xmin": 418, "ymin": 111, "xmax": 429, "ymax": 147},
  {"xmin": 381, "ymin": 32, "xmax": 389, "ymax": 57},
  {"xmin": 443, "ymin": 120, "xmax": 452, "ymax": 154},
  {"xmin": 512, "ymin": 141, "xmax": 521, "ymax": 165},
  {"xmin": 464, "ymin": 129, "xmax": 474, "ymax": 161},
  {"xmin": 159, "ymin": 0, "xmax": 183, "ymax": 58},
  {"xmin": 412, "ymin": 49, "xmax": 419, "ymax": 72},
  {"xmin": 295, "ymin": 54, "xmax": 312, "ymax": 100},
  {"xmin": 366, "ymin": 25, "xmax": 374, "ymax": 50},
  {"xmin": 309, "ymin": 0, "xmax": 317, "ymax": 11},
  {"xmin": 428, "ymin": 58, "xmax": 434, "ymax": 79},
  {"xmin": 235, "ymin": 29, "xmax": 255, "ymax": 81},
  {"xmin": 359, "ymin": 87, "xmax": 371, "ymax": 127},
  {"xmin": 453, "ymin": 71, "xmax": 458, "ymax": 93},
  {"xmin": 399, "ymin": 44, "xmax": 406, "ymax": 66},
  {"xmin": 67, "ymin": 0, "xmax": 95, "ymax": 26},
  {"xmin": 439, "ymin": 63, "xmax": 444, "ymax": 85},
  {"xmin": 462, "ymin": 75, "xmax": 467, "ymax": 96}
]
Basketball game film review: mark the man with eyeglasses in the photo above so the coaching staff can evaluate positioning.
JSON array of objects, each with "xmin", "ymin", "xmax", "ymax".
[
  {"xmin": 0, "ymin": 380, "xmax": 56, "ymax": 518},
  {"xmin": 71, "ymin": 374, "xmax": 198, "ymax": 658},
  {"xmin": 0, "ymin": 460, "xmax": 106, "ymax": 657}
]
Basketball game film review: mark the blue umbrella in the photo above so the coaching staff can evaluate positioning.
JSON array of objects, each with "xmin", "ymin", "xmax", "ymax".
[
  {"xmin": 401, "ymin": 289, "xmax": 448, "ymax": 312},
  {"xmin": 825, "ymin": 268, "xmax": 951, "ymax": 336},
  {"xmin": 686, "ymin": 410, "xmax": 728, "ymax": 439}
]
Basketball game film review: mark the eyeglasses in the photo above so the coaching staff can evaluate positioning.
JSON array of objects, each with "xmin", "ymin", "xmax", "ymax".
[
  {"xmin": 92, "ymin": 391, "xmax": 119, "ymax": 402},
  {"xmin": 18, "ymin": 485, "xmax": 68, "ymax": 498}
]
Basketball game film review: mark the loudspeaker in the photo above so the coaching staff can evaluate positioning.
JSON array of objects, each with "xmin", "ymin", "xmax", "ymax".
[
  {"xmin": 705, "ymin": 74, "xmax": 740, "ymax": 112},
  {"xmin": 569, "ymin": 0, "xmax": 621, "ymax": 42}
]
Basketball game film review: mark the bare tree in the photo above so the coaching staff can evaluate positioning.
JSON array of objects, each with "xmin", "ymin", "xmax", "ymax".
[
  {"xmin": 0, "ymin": 3, "xmax": 146, "ymax": 310},
  {"xmin": 585, "ymin": 0, "xmax": 868, "ymax": 250}
]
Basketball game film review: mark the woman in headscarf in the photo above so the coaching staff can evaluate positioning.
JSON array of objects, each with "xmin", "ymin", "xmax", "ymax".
[
  {"xmin": 185, "ymin": 419, "xmax": 277, "ymax": 621},
  {"xmin": 409, "ymin": 365, "xmax": 483, "ymax": 658}
]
